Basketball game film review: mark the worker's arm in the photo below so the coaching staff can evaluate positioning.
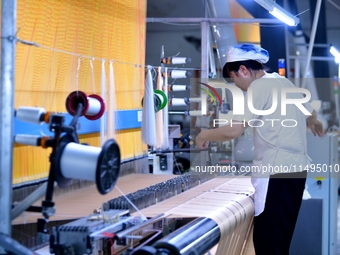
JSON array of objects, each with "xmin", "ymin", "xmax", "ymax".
[
  {"xmin": 196, "ymin": 122, "xmax": 247, "ymax": 149},
  {"xmin": 306, "ymin": 109, "xmax": 324, "ymax": 137}
]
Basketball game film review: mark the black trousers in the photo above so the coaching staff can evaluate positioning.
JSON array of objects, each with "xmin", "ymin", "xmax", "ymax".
[{"xmin": 253, "ymin": 171, "xmax": 307, "ymax": 255}]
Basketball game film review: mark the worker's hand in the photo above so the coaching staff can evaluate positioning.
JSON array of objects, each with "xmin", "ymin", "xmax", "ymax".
[
  {"xmin": 307, "ymin": 119, "xmax": 324, "ymax": 137},
  {"xmin": 306, "ymin": 110, "xmax": 324, "ymax": 137},
  {"xmin": 196, "ymin": 131, "xmax": 210, "ymax": 149}
]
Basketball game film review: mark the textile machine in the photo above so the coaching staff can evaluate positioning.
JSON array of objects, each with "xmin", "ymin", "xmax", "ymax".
[
  {"xmin": 7, "ymin": 89, "xmax": 255, "ymax": 255},
  {"xmin": 47, "ymin": 173, "xmax": 255, "ymax": 255}
]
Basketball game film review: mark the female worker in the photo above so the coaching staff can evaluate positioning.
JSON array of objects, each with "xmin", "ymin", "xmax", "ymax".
[{"xmin": 195, "ymin": 43, "xmax": 323, "ymax": 255}]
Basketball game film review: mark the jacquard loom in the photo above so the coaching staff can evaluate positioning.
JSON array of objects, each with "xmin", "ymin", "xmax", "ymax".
[
  {"xmin": 0, "ymin": 0, "xmax": 273, "ymax": 253},
  {"xmin": 31, "ymin": 174, "xmax": 255, "ymax": 255},
  {"xmin": 8, "ymin": 89, "xmax": 255, "ymax": 255}
]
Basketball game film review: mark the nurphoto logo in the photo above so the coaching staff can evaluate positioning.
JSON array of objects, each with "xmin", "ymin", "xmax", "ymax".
[{"xmin": 200, "ymin": 84, "xmax": 312, "ymax": 128}]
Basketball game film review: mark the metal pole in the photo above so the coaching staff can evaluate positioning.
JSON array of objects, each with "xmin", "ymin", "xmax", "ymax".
[
  {"xmin": 0, "ymin": 0, "xmax": 16, "ymax": 253},
  {"xmin": 201, "ymin": 21, "xmax": 209, "ymax": 80},
  {"xmin": 289, "ymin": 55, "xmax": 335, "ymax": 61},
  {"xmin": 11, "ymin": 183, "xmax": 48, "ymax": 220},
  {"xmin": 294, "ymin": 56, "xmax": 300, "ymax": 87},
  {"xmin": 0, "ymin": 233, "xmax": 36, "ymax": 255},
  {"xmin": 146, "ymin": 17, "xmax": 284, "ymax": 24},
  {"xmin": 285, "ymin": 26, "xmax": 290, "ymax": 79},
  {"xmin": 153, "ymin": 217, "xmax": 220, "ymax": 255},
  {"xmin": 288, "ymin": 43, "xmax": 331, "ymax": 48},
  {"xmin": 301, "ymin": 0, "xmax": 323, "ymax": 88},
  {"xmin": 200, "ymin": 20, "xmax": 209, "ymax": 167},
  {"xmin": 283, "ymin": 0, "xmax": 290, "ymax": 79}
]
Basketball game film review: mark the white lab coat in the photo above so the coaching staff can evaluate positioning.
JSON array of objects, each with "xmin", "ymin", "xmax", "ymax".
[{"xmin": 233, "ymin": 72, "xmax": 314, "ymax": 216}]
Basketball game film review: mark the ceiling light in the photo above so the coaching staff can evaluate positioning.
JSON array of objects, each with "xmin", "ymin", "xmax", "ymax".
[
  {"xmin": 330, "ymin": 46, "xmax": 340, "ymax": 64},
  {"xmin": 254, "ymin": 0, "xmax": 300, "ymax": 26}
]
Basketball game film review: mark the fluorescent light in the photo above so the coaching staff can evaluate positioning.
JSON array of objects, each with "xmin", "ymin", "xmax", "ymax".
[
  {"xmin": 254, "ymin": 0, "xmax": 299, "ymax": 26},
  {"xmin": 330, "ymin": 46, "xmax": 340, "ymax": 64},
  {"xmin": 270, "ymin": 7, "xmax": 296, "ymax": 26}
]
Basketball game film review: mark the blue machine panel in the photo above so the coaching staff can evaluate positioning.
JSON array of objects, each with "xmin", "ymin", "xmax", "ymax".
[{"xmin": 14, "ymin": 109, "xmax": 143, "ymax": 136}]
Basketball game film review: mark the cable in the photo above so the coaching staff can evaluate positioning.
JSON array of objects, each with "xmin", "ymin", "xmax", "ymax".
[
  {"xmin": 197, "ymin": 82, "xmax": 222, "ymax": 105},
  {"xmin": 200, "ymin": 88, "xmax": 217, "ymax": 104},
  {"xmin": 328, "ymin": 0, "xmax": 340, "ymax": 11},
  {"xmin": 16, "ymin": 37, "xmax": 201, "ymax": 71}
]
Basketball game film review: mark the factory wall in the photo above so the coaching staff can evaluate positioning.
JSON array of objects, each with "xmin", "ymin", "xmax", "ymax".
[{"xmin": 13, "ymin": 0, "xmax": 147, "ymax": 184}]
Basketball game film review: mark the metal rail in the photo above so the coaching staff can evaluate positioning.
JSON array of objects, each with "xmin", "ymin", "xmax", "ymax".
[
  {"xmin": 0, "ymin": 1, "xmax": 16, "ymax": 253},
  {"xmin": 146, "ymin": 17, "xmax": 284, "ymax": 24}
]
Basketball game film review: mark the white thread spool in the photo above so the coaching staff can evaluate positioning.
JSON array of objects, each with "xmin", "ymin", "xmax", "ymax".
[
  {"xmin": 66, "ymin": 91, "xmax": 105, "ymax": 120},
  {"xmin": 60, "ymin": 143, "xmax": 101, "ymax": 182},
  {"xmin": 170, "ymin": 85, "xmax": 190, "ymax": 91},
  {"xmin": 161, "ymin": 57, "xmax": 191, "ymax": 65},
  {"xmin": 170, "ymin": 70, "xmax": 189, "ymax": 79},
  {"xmin": 56, "ymin": 139, "xmax": 120, "ymax": 194},
  {"xmin": 16, "ymin": 107, "xmax": 46, "ymax": 124},
  {"xmin": 86, "ymin": 96, "xmax": 102, "ymax": 116},
  {"xmin": 171, "ymin": 57, "xmax": 191, "ymax": 64},
  {"xmin": 14, "ymin": 135, "xmax": 40, "ymax": 146},
  {"xmin": 170, "ymin": 98, "xmax": 188, "ymax": 106}
]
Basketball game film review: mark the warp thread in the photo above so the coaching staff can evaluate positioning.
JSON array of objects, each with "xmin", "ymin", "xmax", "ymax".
[{"xmin": 141, "ymin": 66, "xmax": 157, "ymax": 146}]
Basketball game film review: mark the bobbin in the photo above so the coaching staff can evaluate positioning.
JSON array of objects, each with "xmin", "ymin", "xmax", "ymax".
[
  {"xmin": 141, "ymin": 89, "xmax": 168, "ymax": 113},
  {"xmin": 54, "ymin": 136, "xmax": 121, "ymax": 195},
  {"xmin": 65, "ymin": 91, "xmax": 105, "ymax": 120},
  {"xmin": 15, "ymin": 106, "xmax": 52, "ymax": 125},
  {"xmin": 153, "ymin": 89, "xmax": 168, "ymax": 112}
]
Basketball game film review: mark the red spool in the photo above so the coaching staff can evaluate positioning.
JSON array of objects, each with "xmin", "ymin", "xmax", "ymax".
[
  {"xmin": 86, "ymin": 94, "xmax": 105, "ymax": 120},
  {"xmin": 66, "ymin": 91, "xmax": 105, "ymax": 120}
]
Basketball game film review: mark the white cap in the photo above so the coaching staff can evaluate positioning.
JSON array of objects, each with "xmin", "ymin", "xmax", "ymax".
[{"xmin": 226, "ymin": 43, "xmax": 269, "ymax": 64}]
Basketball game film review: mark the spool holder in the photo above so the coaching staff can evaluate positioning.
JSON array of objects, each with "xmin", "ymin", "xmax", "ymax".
[
  {"xmin": 44, "ymin": 105, "xmax": 83, "ymax": 207},
  {"xmin": 13, "ymin": 102, "xmax": 121, "ymax": 237},
  {"xmin": 42, "ymin": 104, "xmax": 120, "ymax": 235},
  {"xmin": 37, "ymin": 105, "xmax": 83, "ymax": 236}
]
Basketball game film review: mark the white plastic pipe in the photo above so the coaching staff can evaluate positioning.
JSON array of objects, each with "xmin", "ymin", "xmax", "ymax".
[
  {"xmin": 301, "ymin": 0, "xmax": 323, "ymax": 89},
  {"xmin": 100, "ymin": 60, "xmax": 106, "ymax": 146}
]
